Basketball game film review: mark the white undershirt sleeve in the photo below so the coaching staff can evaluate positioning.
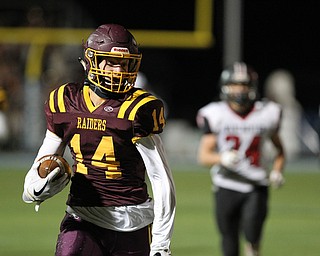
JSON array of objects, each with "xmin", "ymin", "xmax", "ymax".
[
  {"xmin": 34, "ymin": 129, "xmax": 65, "ymax": 162},
  {"xmin": 135, "ymin": 134, "xmax": 176, "ymax": 254}
]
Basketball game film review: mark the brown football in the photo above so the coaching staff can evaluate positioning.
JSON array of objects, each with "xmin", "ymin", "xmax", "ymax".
[{"xmin": 37, "ymin": 154, "xmax": 72, "ymax": 180}]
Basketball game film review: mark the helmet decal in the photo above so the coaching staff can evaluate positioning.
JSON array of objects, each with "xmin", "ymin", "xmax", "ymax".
[
  {"xmin": 111, "ymin": 47, "xmax": 130, "ymax": 53},
  {"xmin": 230, "ymin": 62, "xmax": 250, "ymax": 83}
]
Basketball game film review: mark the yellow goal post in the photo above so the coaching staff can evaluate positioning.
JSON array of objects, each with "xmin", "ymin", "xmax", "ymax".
[{"xmin": 0, "ymin": 0, "xmax": 214, "ymax": 149}]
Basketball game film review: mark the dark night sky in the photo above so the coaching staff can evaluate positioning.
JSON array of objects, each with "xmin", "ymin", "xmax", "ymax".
[
  {"xmin": 2, "ymin": 0, "xmax": 319, "ymax": 125},
  {"xmin": 136, "ymin": 1, "xmax": 320, "ymax": 124},
  {"xmin": 243, "ymin": 1, "xmax": 320, "ymax": 111},
  {"xmin": 78, "ymin": 0, "xmax": 320, "ymax": 123}
]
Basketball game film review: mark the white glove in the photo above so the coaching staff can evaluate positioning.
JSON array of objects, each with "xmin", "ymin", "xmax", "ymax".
[
  {"xmin": 22, "ymin": 161, "xmax": 70, "ymax": 203},
  {"xmin": 220, "ymin": 150, "xmax": 240, "ymax": 170},
  {"xmin": 269, "ymin": 170, "xmax": 285, "ymax": 188},
  {"xmin": 150, "ymin": 250, "xmax": 171, "ymax": 256}
]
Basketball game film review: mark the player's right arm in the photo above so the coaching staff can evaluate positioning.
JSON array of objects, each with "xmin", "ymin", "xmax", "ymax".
[
  {"xmin": 197, "ymin": 133, "xmax": 220, "ymax": 167},
  {"xmin": 22, "ymin": 130, "xmax": 69, "ymax": 206},
  {"xmin": 23, "ymin": 83, "xmax": 71, "ymax": 205},
  {"xmin": 269, "ymin": 129, "xmax": 286, "ymax": 188}
]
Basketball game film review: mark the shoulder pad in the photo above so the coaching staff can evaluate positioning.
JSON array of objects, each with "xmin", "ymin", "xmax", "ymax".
[
  {"xmin": 117, "ymin": 89, "xmax": 158, "ymax": 121},
  {"xmin": 47, "ymin": 83, "xmax": 79, "ymax": 113}
]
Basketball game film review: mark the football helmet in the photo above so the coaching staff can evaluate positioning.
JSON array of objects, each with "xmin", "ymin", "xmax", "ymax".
[
  {"xmin": 83, "ymin": 24, "xmax": 142, "ymax": 94},
  {"xmin": 219, "ymin": 62, "xmax": 258, "ymax": 106}
]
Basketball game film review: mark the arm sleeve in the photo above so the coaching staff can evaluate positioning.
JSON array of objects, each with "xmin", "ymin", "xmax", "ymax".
[
  {"xmin": 34, "ymin": 129, "xmax": 66, "ymax": 162},
  {"xmin": 197, "ymin": 116, "xmax": 212, "ymax": 134},
  {"xmin": 135, "ymin": 134, "xmax": 176, "ymax": 253}
]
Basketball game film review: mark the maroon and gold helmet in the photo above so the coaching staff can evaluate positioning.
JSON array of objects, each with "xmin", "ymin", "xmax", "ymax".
[{"xmin": 84, "ymin": 24, "xmax": 142, "ymax": 93}]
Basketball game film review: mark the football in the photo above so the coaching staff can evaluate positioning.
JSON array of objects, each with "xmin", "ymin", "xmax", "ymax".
[{"xmin": 37, "ymin": 154, "xmax": 72, "ymax": 180}]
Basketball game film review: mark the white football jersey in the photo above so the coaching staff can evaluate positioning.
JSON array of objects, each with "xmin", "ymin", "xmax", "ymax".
[{"xmin": 197, "ymin": 100, "xmax": 282, "ymax": 193}]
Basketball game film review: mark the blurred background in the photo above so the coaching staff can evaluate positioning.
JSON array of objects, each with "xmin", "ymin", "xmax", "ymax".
[{"xmin": 0, "ymin": 0, "xmax": 319, "ymax": 167}]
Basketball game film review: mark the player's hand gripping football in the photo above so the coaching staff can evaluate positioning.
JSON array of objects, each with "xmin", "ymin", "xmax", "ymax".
[
  {"xmin": 269, "ymin": 170, "xmax": 285, "ymax": 189},
  {"xmin": 22, "ymin": 161, "xmax": 70, "ymax": 205},
  {"xmin": 220, "ymin": 150, "xmax": 240, "ymax": 170}
]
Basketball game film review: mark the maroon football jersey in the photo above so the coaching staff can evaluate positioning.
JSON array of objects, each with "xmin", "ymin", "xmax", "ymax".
[{"xmin": 44, "ymin": 83, "xmax": 166, "ymax": 207}]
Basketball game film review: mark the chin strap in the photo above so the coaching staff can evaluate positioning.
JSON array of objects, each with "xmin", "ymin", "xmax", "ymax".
[
  {"xmin": 88, "ymin": 81, "xmax": 109, "ymax": 99},
  {"xmin": 87, "ymin": 81, "xmax": 126, "ymax": 100},
  {"xmin": 79, "ymin": 56, "xmax": 129, "ymax": 100}
]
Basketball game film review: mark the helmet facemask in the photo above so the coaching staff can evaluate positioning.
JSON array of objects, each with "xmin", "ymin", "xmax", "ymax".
[
  {"xmin": 221, "ymin": 84, "xmax": 257, "ymax": 105},
  {"xmin": 221, "ymin": 83, "xmax": 257, "ymax": 115},
  {"xmin": 85, "ymin": 48, "xmax": 141, "ymax": 93}
]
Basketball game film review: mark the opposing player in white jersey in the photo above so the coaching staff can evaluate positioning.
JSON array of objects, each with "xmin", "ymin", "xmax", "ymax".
[{"xmin": 196, "ymin": 62, "xmax": 286, "ymax": 256}]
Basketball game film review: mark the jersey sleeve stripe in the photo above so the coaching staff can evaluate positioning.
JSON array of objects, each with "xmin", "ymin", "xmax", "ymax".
[
  {"xmin": 49, "ymin": 89, "xmax": 57, "ymax": 113},
  {"xmin": 117, "ymin": 90, "xmax": 148, "ymax": 119},
  {"xmin": 57, "ymin": 84, "xmax": 67, "ymax": 113},
  {"xmin": 128, "ymin": 96, "xmax": 157, "ymax": 121}
]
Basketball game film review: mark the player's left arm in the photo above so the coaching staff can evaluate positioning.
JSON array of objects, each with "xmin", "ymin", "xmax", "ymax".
[
  {"xmin": 134, "ymin": 99, "xmax": 175, "ymax": 255},
  {"xmin": 135, "ymin": 134, "xmax": 176, "ymax": 256},
  {"xmin": 269, "ymin": 131, "xmax": 286, "ymax": 188}
]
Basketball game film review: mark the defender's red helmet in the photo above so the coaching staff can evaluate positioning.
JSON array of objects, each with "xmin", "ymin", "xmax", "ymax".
[{"xmin": 84, "ymin": 24, "xmax": 142, "ymax": 93}]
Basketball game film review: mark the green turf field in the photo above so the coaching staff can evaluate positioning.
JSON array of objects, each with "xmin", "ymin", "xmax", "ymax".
[{"xmin": 0, "ymin": 167, "xmax": 319, "ymax": 256}]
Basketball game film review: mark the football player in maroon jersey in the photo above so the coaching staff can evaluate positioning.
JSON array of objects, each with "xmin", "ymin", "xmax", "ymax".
[
  {"xmin": 22, "ymin": 24, "xmax": 176, "ymax": 256},
  {"xmin": 196, "ymin": 62, "xmax": 285, "ymax": 256}
]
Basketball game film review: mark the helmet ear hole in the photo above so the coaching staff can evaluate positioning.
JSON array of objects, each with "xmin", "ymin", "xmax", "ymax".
[{"xmin": 87, "ymin": 50, "xmax": 94, "ymax": 58}]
